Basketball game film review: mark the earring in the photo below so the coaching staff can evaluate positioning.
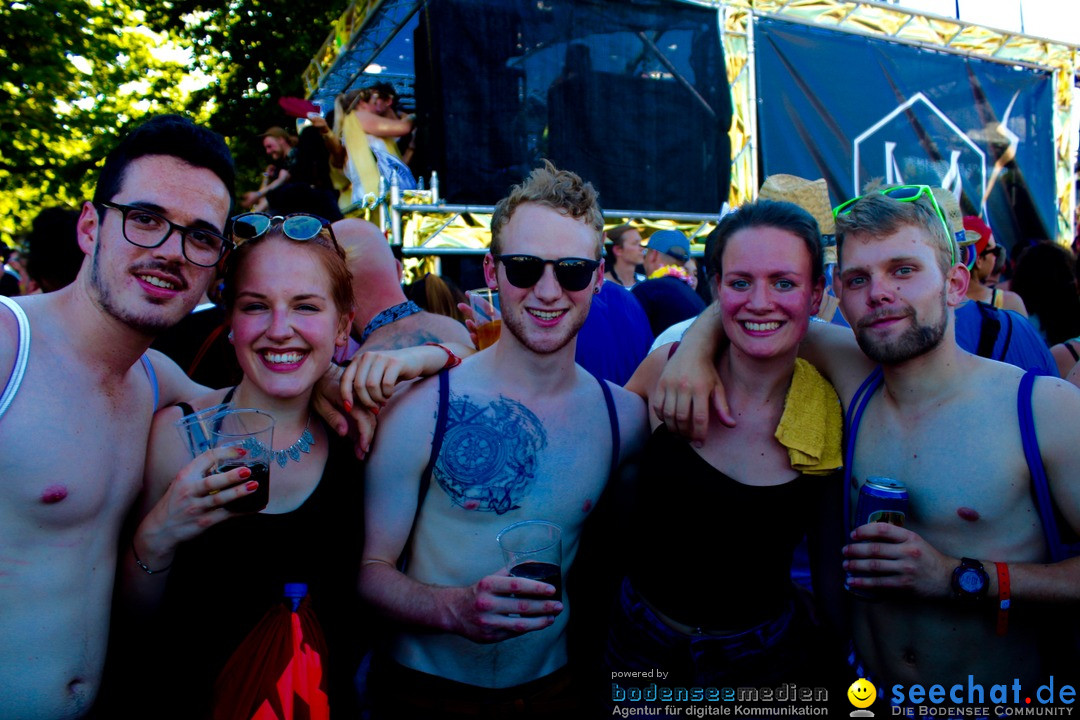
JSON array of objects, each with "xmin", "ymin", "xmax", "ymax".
[
  {"xmin": 227, "ymin": 330, "xmax": 234, "ymax": 342},
  {"xmin": 593, "ymin": 286, "xmax": 601, "ymax": 295}
]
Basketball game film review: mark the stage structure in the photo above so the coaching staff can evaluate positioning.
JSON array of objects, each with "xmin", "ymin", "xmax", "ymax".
[{"xmin": 304, "ymin": 0, "xmax": 1079, "ymax": 259}]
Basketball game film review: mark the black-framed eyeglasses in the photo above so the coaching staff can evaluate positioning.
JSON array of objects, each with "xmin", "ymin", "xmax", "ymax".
[
  {"xmin": 832, "ymin": 185, "xmax": 956, "ymax": 267},
  {"xmin": 494, "ymin": 254, "xmax": 601, "ymax": 292},
  {"xmin": 96, "ymin": 201, "xmax": 231, "ymax": 268},
  {"xmin": 230, "ymin": 213, "xmax": 341, "ymax": 255},
  {"xmin": 980, "ymin": 245, "xmax": 1004, "ymax": 260}
]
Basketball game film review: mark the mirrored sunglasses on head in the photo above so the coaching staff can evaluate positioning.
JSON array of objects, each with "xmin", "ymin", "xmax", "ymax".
[
  {"xmin": 494, "ymin": 254, "xmax": 601, "ymax": 292},
  {"xmin": 230, "ymin": 212, "xmax": 337, "ymax": 246},
  {"xmin": 832, "ymin": 184, "xmax": 957, "ymax": 267}
]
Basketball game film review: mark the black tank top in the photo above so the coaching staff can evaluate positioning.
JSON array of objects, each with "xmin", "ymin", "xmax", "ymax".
[{"xmin": 629, "ymin": 425, "xmax": 818, "ymax": 629}]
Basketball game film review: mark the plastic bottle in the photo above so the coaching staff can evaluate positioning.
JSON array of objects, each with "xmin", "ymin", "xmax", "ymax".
[{"xmin": 283, "ymin": 582, "xmax": 308, "ymax": 612}]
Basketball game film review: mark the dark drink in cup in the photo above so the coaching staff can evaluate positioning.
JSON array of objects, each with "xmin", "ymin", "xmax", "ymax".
[
  {"xmin": 510, "ymin": 561, "xmax": 562, "ymax": 601},
  {"xmin": 217, "ymin": 461, "xmax": 270, "ymax": 513}
]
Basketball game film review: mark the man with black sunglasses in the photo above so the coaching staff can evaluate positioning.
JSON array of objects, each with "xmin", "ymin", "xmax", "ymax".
[
  {"xmin": 359, "ymin": 162, "xmax": 647, "ymax": 718},
  {"xmin": 655, "ymin": 186, "xmax": 1080, "ymax": 704},
  {"xmin": 0, "ymin": 114, "xmax": 236, "ymax": 720}
]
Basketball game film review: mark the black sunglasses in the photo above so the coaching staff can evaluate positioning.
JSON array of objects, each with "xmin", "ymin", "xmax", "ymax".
[
  {"xmin": 230, "ymin": 212, "xmax": 338, "ymax": 247},
  {"xmin": 494, "ymin": 254, "xmax": 601, "ymax": 292}
]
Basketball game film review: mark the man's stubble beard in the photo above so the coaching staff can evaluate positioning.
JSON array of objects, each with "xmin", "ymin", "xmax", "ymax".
[
  {"xmin": 500, "ymin": 297, "xmax": 592, "ymax": 356},
  {"xmin": 89, "ymin": 245, "xmax": 189, "ymax": 336},
  {"xmin": 855, "ymin": 288, "xmax": 948, "ymax": 366}
]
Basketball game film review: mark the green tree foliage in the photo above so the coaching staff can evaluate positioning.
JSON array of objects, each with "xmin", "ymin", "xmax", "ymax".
[
  {"xmin": 0, "ymin": 0, "xmax": 345, "ymax": 247},
  {"xmin": 0, "ymin": 0, "xmax": 207, "ymax": 245},
  {"xmin": 143, "ymin": 0, "xmax": 346, "ymax": 201}
]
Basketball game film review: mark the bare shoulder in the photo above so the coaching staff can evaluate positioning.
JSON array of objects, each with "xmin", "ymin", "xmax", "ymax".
[
  {"xmin": 1027, "ymin": 374, "xmax": 1080, "ymax": 531},
  {"xmin": 368, "ymin": 369, "xmax": 442, "ymax": 465},
  {"xmin": 1030, "ymin": 372, "xmax": 1080, "ymax": 427},
  {"xmin": 1002, "ymin": 289, "xmax": 1028, "ymax": 315},
  {"xmin": 626, "ymin": 344, "xmax": 674, "ymax": 400}
]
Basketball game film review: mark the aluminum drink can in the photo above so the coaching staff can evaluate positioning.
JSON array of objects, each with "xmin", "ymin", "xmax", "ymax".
[
  {"xmin": 847, "ymin": 476, "xmax": 908, "ymax": 599},
  {"xmin": 855, "ymin": 476, "xmax": 908, "ymax": 528}
]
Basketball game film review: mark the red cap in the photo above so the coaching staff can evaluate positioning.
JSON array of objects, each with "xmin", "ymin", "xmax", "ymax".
[{"xmin": 963, "ymin": 216, "xmax": 993, "ymax": 257}]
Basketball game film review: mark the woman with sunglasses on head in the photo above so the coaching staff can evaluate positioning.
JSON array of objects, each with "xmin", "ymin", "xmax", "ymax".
[
  {"xmin": 115, "ymin": 213, "xmax": 365, "ymax": 719},
  {"xmin": 603, "ymin": 200, "xmax": 847, "ymax": 695}
]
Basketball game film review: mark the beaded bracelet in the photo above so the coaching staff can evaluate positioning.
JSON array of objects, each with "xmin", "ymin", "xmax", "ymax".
[{"xmin": 132, "ymin": 539, "xmax": 172, "ymax": 575}]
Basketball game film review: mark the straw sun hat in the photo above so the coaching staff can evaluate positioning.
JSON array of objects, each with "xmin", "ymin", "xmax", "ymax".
[{"xmin": 758, "ymin": 174, "xmax": 835, "ymax": 235}]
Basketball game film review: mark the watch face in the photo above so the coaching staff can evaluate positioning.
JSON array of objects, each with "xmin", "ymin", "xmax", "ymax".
[{"xmin": 958, "ymin": 569, "xmax": 984, "ymax": 593}]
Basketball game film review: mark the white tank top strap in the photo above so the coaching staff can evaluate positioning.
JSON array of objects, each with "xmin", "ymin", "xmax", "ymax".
[{"xmin": 0, "ymin": 295, "xmax": 30, "ymax": 421}]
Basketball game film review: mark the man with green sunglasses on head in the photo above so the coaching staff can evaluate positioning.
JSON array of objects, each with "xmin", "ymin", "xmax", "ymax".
[
  {"xmin": 357, "ymin": 161, "xmax": 647, "ymax": 718},
  {"xmin": 654, "ymin": 183, "xmax": 1080, "ymax": 704}
]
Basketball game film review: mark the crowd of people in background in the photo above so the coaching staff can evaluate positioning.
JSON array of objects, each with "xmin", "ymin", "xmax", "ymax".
[{"xmin": 3, "ymin": 91, "xmax": 1080, "ymax": 720}]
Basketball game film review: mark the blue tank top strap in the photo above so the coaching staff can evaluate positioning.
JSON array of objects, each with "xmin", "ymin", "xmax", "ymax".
[
  {"xmin": 0, "ymin": 295, "xmax": 30, "ymax": 422},
  {"xmin": 419, "ymin": 368, "xmax": 451, "ymax": 509},
  {"xmin": 139, "ymin": 354, "xmax": 159, "ymax": 412},
  {"xmin": 1016, "ymin": 371, "xmax": 1072, "ymax": 561},
  {"xmin": 593, "ymin": 372, "xmax": 621, "ymax": 479},
  {"xmin": 843, "ymin": 366, "xmax": 884, "ymax": 529}
]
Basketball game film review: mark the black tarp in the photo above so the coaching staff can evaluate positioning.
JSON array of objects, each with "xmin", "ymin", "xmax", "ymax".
[
  {"xmin": 413, "ymin": 0, "xmax": 731, "ymax": 213},
  {"xmin": 754, "ymin": 16, "xmax": 1056, "ymax": 252}
]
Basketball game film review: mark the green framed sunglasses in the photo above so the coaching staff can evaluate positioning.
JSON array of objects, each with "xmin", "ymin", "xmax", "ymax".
[{"xmin": 832, "ymin": 185, "xmax": 957, "ymax": 267}]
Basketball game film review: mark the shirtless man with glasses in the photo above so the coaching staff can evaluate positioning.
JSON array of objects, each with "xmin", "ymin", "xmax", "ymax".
[{"xmin": 0, "ymin": 115, "xmax": 235, "ymax": 720}]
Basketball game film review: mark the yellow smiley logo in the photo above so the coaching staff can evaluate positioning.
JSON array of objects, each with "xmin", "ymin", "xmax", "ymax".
[{"xmin": 848, "ymin": 678, "xmax": 877, "ymax": 709}]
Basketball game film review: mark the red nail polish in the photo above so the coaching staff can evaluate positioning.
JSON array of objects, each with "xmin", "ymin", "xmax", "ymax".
[
  {"xmin": 238, "ymin": 467, "xmax": 252, "ymax": 479},
  {"xmin": 343, "ymin": 400, "xmax": 353, "ymax": 413},
  {"xmin": 245, "ymin": 480, "xmax": 259, "ymax": 492},
  {"xmin": 235, "ymin": 447, "xmax": 247, "ymax": 457}
]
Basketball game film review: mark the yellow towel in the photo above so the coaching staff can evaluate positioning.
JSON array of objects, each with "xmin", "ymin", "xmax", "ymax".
[
  {"xmin": 774, "ymin": 358, "xmax": 843, "ymax": 476},
  {"xmin": 341, "ymin": 113, "xmax": 381, "ymax": 198}
]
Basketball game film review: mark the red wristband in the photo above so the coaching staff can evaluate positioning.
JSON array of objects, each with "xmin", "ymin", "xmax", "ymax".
[
  {"xmin": 424, "ymin": 342, "xmax": 462, "ymax": 370},
  {"xmin": 995, "ymin": 562, "xmax": 1010, "ymax": 636}
]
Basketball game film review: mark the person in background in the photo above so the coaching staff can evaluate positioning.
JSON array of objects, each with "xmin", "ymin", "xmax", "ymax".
[
  {"xmin": 242, "ymin": 126, "xmax": 297, "ymax": 211},
  {"xmin": 1010, "ymin": 240, "xmax": 1080, "ymax": 347},
  {"xmin": 604, "ymin": 224, "xmax": 646, "ymax": 288},
  {"xmin": 0, "ymin": 245, "xmax": 30, "ymax": 296},
  {"xmin": 962, "ymin": 215, "xmax": 1027, "ymax": 315},
  {"xmin": 631, "ymin": 229, "xmax": 705, "ymax": 336},
  {"xmin": 405, "ymin": 271, "xmax": 470, "ymax": 324},
  {"xmin": 22, "ymin": 206, "xmax": 84, "ymax": 293},
  {"xmin": 335, "ymin": 218, "xmax": 472, "ymax": 356}
]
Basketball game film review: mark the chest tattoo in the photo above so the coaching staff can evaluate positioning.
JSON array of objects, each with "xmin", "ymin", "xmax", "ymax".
[{"xmin": 434, "ymin": 392, "xmax": 548, "ymax": 514}]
